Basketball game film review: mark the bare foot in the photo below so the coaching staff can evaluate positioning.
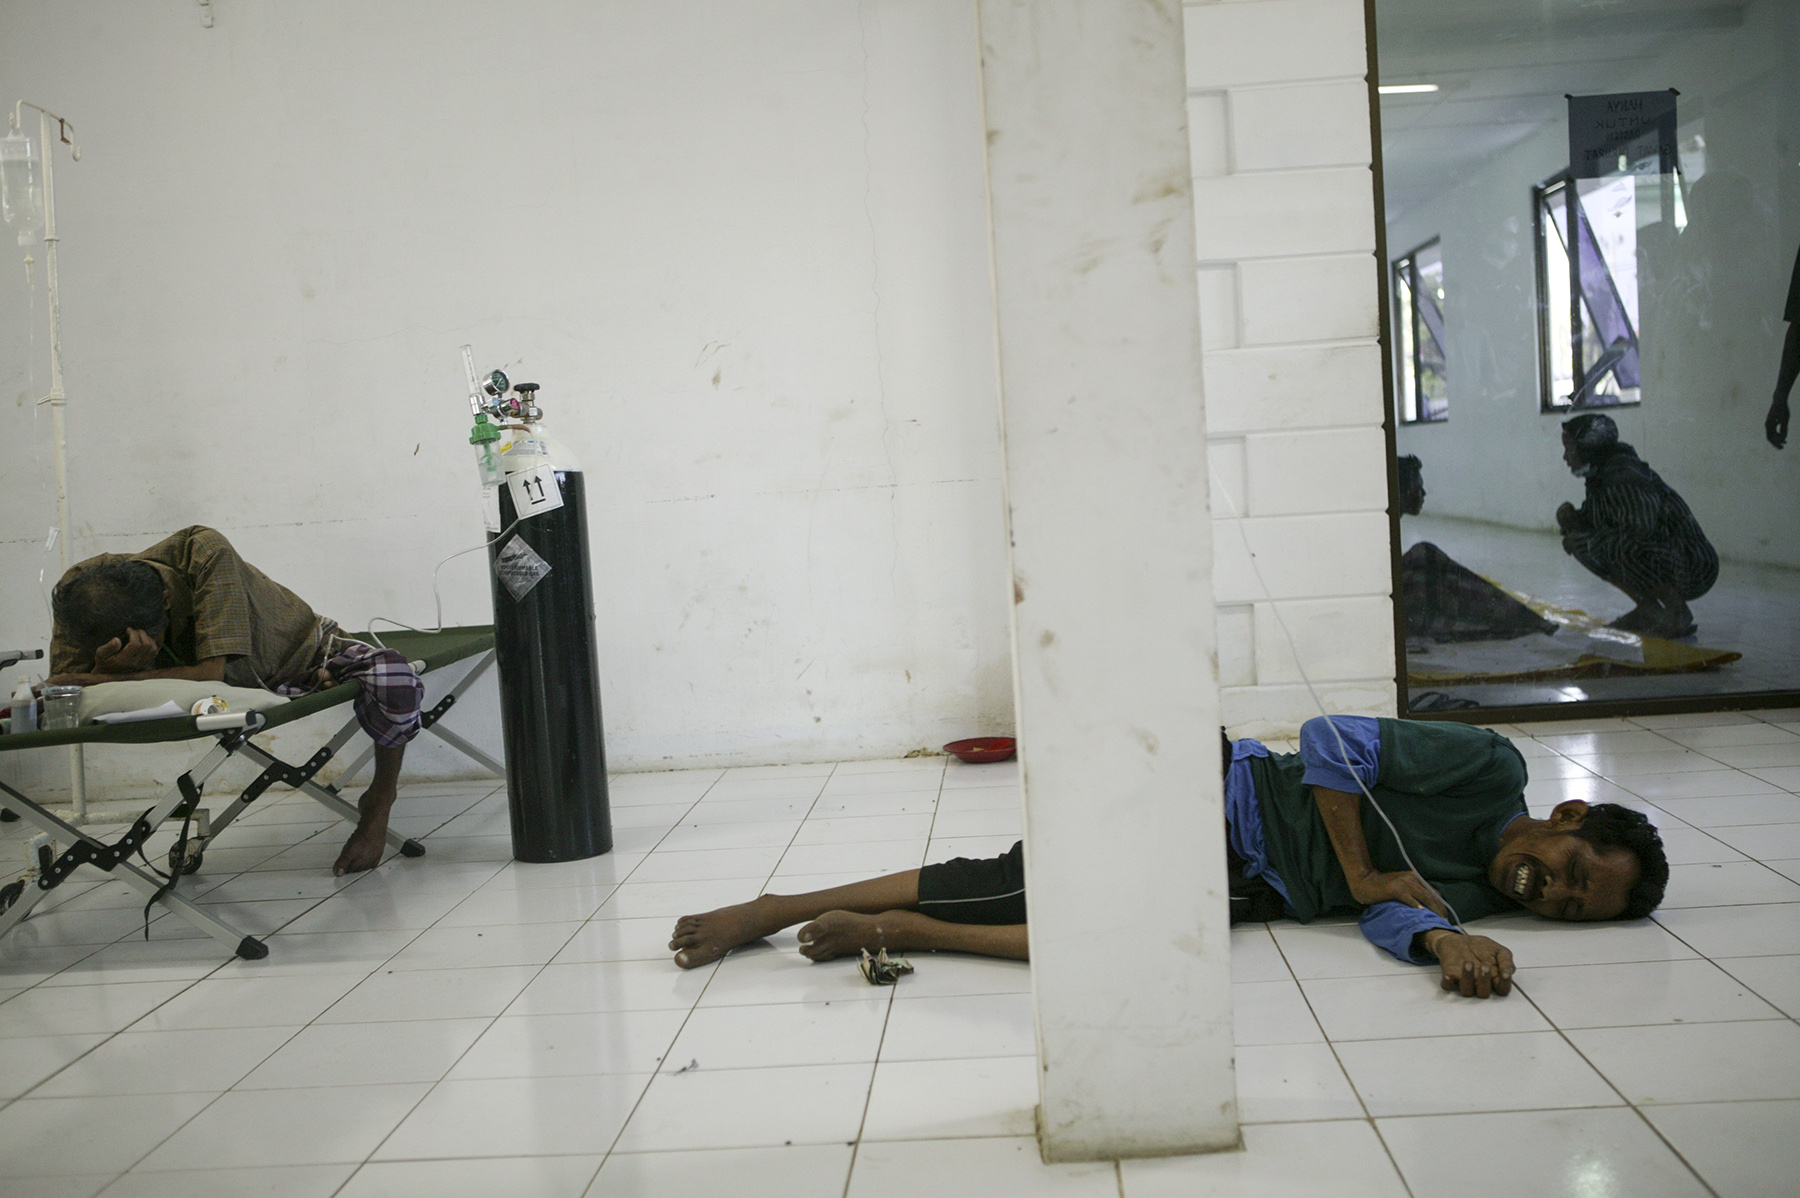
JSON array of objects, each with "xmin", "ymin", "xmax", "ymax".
[
  {"xmin": 670, "ymin": 895, "xmax": 790, "ymax": 968},
  {"xmin": 333, "ymin": 788, "xmax": 395, "ymax": 876},
  {"xmin": 796, "ymin": 910, "xmax": 914, "ymax": 962}
]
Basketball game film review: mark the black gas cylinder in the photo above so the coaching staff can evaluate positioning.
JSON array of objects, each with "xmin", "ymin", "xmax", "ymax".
[{"xmin": 489, "ymin": 468, "xmax": 612, "ymax": 862}]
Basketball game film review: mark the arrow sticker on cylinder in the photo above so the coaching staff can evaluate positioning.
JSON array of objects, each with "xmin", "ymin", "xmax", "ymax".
[
  {"xmin": 507, "ymin": 463, "xmax": 564, "ymax": 519},
  {"xmin": 494, "ymin": 535, "xmax": 552, "ymax": 600}
]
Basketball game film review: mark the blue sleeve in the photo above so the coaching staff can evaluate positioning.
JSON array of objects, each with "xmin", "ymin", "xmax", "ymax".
[
  {"xmin": 1299, "ymin": 715, "xmax": 1382, "ymax": 794},
  {"xmin": 1359, "ymin": 901, "xmax": 1456, "ymax": 965}
]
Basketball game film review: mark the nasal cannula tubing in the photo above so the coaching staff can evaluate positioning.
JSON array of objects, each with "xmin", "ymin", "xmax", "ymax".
[
  {"xmin": 1208, "ymin": 449, "xmax": 1467, "ymax": 934},
  {"xmin": 363, "ymin": 514, "xmax": 525, "ymax": 648}
]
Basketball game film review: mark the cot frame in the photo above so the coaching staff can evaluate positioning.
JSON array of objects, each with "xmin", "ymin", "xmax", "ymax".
[{"xmin": 0, "ymin": 628, "xmax": 498, "ymax": 959}]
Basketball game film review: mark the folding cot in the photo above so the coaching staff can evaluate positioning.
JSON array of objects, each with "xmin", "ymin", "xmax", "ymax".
[{"xmin": 0, "ymin": 625, "xmax": 497, "ymax": 960}]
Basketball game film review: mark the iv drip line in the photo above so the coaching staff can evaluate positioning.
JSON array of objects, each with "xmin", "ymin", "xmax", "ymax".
[{"xmin": 1207, "ymin": 447, "xmax": 1467, "ymax": 934}]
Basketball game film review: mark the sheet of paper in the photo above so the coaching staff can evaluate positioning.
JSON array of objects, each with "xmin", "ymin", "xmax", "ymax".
[{"xmin": 92, "ymin": 700, "xmax": 187, "ymax": 725}]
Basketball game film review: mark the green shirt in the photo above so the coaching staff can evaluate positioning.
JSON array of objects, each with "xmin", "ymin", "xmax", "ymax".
[{"xmin": 1250, "ymin": 718, "xmax": 1528, "ymax": 924}]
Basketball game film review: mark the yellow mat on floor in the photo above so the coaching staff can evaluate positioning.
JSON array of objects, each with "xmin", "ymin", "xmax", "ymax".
[{"xmin": 1406, "ymin": 582, "xmax": 1742, "ymax": 686}]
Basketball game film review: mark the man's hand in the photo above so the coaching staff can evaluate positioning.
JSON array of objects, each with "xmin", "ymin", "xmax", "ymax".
[
  {"xmin": 92, "ymin": 629, "xmax": 158, "ymax": 674},
  {"xmin": 1555, "ymin": 501, "xmax": 1577, "ymax": 531},
  {"xmin": 1349, "ymin": 869, "xmax": 1452, "ymax": 919},
  {"xmin": 1768, "ymin": 395, "xmax": 1790, "ymax": 449},
  {"xmin": 1423, "ymin": 929, "xmax": 1514, "ymax": 998}
]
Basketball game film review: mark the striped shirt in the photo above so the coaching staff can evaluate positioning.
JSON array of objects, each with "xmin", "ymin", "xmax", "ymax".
[{"xmin": 1561, "ymin": 445, "xmax": 1717, "ymax": 601}]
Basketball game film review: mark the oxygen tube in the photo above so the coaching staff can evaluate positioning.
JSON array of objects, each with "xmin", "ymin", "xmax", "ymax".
[{"xmin": 1210, "ymin": 448, "xmax": 1466, "ymax": 933}]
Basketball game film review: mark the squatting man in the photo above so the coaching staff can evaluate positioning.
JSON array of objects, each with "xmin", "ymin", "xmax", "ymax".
[
  {"xmin": 45, "ymin": 526, "xmax": 426, "ymax": 876},
  {"xmin": 671, "ymin": 717, "xmax": 1669, "ymax": 998}
]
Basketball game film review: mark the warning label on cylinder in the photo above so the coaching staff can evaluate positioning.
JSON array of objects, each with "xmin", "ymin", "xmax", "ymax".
[
  {"xmin": 507, "ymin": 463, "xmax": 564, "ymax": 520},
  {"xmin": 494, "ymin": 534, "xmax": 552, "ymax": 600}
]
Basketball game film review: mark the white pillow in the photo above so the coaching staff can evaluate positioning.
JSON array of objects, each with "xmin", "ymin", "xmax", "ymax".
[{"xmin": 77, "ymin": 680, "xmax": 290, "ymax": 722}]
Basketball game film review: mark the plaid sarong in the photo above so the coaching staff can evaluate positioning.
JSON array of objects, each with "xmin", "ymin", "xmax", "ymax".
[{"xmin": 278, "ymin": 640, "xmax": 424, "ymax": 748}]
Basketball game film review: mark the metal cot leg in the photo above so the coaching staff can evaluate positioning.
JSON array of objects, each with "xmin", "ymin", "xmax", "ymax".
[{"xmin": 0, "ymin": 776, "xmax": 265, "ymax": 958}]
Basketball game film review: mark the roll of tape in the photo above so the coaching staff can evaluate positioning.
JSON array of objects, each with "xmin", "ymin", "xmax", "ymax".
[{"xmin": 190, "ymin": 697, "xmax": 229, "ymax": 717}]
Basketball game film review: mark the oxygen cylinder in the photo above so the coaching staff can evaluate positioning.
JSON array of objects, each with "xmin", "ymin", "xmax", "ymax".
[{"xmin": 487, "ymin": 388, "xmax": 612, "ymax": 862}]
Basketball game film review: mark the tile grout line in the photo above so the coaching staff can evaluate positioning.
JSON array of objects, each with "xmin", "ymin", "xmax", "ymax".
[
  {"xmin": 70, "ymin": 778, "xmax": 576, "ymax": 1193},
  {"xmin": 574, "ymin": 762, "xmax": 848, "ymax": 1180},
  {"xmin": 339, "ymin": 767, "xmax": 735, "ymax": 1191},
  {"xmin": 840, "ymin": 760, "xmax": 949, "ymax": 1198},
  {"xmin": 6, "ymin": 779, "xmax": 506, "ymax": 1118},
  {"xmin": 77, "ymin": 780, "xmax": 510, "ymax": 1189},
  {"xmin": 1262, "ymin": 920, "xmax": 1420, "ymax": 1198},
  {"xmin": 1511, "ymin": 977, "xmax": 1724, "ymax": 1198}
]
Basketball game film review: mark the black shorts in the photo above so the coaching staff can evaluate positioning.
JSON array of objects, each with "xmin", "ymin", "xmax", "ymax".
[{"xmin": 916, "ymin": 840, "xmax": 1026, "ymax": 925}]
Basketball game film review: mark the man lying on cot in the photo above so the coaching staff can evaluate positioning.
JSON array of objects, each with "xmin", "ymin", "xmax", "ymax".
[
  {"xmin": 669, "ymin": 718, "xmax": 1669, "ymax": 999},
  {"xmin": 44, "ymin": 525, "xmax": 424, "ymax": 876}
]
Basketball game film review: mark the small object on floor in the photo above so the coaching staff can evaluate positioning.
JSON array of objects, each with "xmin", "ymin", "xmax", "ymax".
[
  {"xmin": 671, "ymin": 1058, "xmax": 699, "ymax": 1074},
  {"xmin": 859, "ymin": 947, "xmax": 914, "ymax": 985},
  {"xmin": 943, "ymin": 736, "xmax": 1016, "ymax": 763}
]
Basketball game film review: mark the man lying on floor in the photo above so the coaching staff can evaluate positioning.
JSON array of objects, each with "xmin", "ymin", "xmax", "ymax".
[
  {"xmin": 669, "ymin": 718, "xmax": 1668, "ymax": 999},
  {"xmin": 46, "ymin": 525, "xmax": 424, "ymax": 875}
]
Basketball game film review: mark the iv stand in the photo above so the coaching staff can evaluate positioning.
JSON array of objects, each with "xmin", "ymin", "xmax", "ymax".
[{"xmin": 11, "ymin": 100, "xmax": 86, "ymax": 823}]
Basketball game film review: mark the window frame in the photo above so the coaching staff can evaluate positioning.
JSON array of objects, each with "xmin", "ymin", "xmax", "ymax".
[
  {"xmin": 1392, "ymin": 236, "xmax": 1448, "ymax": 425},
  {"xmin": 1533, "ymin": 170, "xmax": 1643, "ymax": 414}
]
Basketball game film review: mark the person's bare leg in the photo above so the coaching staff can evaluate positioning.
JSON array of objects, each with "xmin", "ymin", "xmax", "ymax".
[
  {"xmin": 797, "ymin": 911, "xmax": 1028, "ymax": 961},
  {"xmin": 334, "ymin": 744, "xmax": 403, "ymax": 876},
  {"xmin": 1602, "ymin": 578, "xmax": 1656, "ymax": 631},
  {"xmin": 670, "ymin": 870, "xmax": 920, "ymax": 968}
]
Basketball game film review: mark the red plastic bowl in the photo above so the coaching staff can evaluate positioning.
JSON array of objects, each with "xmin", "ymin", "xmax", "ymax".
[{"xmin": 944, "ymin": 736, "xmax": 1016, "ymax": 764}]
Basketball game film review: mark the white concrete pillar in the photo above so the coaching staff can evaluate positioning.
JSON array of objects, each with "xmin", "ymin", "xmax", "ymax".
[{"xmin": 974, "ymin": 0, "xmax": 1237, "ymax": 1163}]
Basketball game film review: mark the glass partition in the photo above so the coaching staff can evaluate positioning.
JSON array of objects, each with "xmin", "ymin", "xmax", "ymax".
[{"xmin": 1373, "ymin": 0, "xmax": 1800, "ymax": 715}]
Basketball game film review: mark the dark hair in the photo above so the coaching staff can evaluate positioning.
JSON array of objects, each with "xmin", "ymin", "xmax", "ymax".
[
  {"xmin": 51, "ymin": 560, "xmax": 169, "ymax": 655},
  {"xmin": 1572, "ymin": 803, "xmax": 1668, "ymax": 919},
  {"xmin": 1396, "ymin": 455, "xmax": 1425, "ymax": 516},
  {"xmin": 1561, "ymin": 412, "xmax": 1619, "ymax": 458}
]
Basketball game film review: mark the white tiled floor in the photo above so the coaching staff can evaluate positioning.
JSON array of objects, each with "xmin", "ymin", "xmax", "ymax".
[{"xmin": 3, "ymin": 710, "xmax": 1800, "ymax": 1195}]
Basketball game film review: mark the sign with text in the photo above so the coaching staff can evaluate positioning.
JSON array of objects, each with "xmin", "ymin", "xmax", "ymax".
[{"xmin": 1567, "ymin": 90, "xmax": 1678, "ymax": 179}]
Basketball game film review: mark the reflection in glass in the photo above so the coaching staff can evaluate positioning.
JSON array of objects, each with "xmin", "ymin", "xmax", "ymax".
[
  {"xmin": 1375, "ymin": 0, "xmax": 1799, "ymax": 712},
  {"xmin": 1537, "ymin": 175, "xmax": 1642, "ymax": 409},
  {"xmin": 1396, "ymin": 239, "xmax": 1448, "ymax": 422}
]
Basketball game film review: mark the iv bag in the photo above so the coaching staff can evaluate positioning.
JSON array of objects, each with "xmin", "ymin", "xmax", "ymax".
[{"xmin": 0, "ymin": 132, "xmax": 44, "ymax": 246}]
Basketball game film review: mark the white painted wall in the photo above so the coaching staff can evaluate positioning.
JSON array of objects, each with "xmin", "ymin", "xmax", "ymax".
[
  {"xmin": 0, "ymin": 0, "xmax": 1014, "ymax": 796},
  {"xmin": 1390, "ymin": 0, "xmax": 1800, "ymax": 569},
  {"xmin": 1184, "ymin": 0, "xmax": 1399, "ymax": 736},
  {"xmin": 978, "ymin": 0, "xmax": 1235, "ymax": 1161}
]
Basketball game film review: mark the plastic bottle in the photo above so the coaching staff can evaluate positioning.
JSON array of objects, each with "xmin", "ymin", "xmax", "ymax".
[
  {"xmin": 0, "ymin": 132, "xmax": 43, "ymax": 246},
  {"xmin": 10, "ymin": 678, "xmax": 37, "ymax": 734}
]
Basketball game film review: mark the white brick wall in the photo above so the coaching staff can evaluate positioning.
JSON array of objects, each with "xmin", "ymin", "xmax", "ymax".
[{"xmin": 1185, "ymin": 0, "xmax": 1397, "ymax": 737}]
